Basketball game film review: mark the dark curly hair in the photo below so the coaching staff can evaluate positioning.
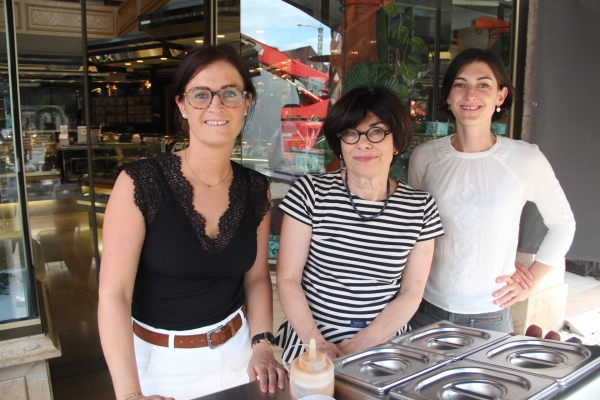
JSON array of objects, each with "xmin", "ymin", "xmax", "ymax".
[
  {"xmin": 323, "ymin": 85, "xmax": 413, "ymax": 165},
  {"xmin": 438, "ymin": 48, "xmax": 515, "ymax": 122}
]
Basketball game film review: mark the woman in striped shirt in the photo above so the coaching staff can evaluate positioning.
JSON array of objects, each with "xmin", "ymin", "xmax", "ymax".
[{"xmin": 276, "ymin": 85, "xmax": 444, "ymax": 362}]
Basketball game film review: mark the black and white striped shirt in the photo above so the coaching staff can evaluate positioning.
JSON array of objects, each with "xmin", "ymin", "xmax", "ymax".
[{"xmin": 276, "ymin": 170, "xmax": 444, "ymax": 362}]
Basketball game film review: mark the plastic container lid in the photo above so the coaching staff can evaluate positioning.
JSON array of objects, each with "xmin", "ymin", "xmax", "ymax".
[{"xmin": 298, "ymin": 339, "xmax": 328, "ymax": 371}]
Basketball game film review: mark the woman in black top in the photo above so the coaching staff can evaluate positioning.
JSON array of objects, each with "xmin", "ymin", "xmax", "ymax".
[{"xmin": 98, "ymin": 45, "xmax": 285, "ymax": 400}]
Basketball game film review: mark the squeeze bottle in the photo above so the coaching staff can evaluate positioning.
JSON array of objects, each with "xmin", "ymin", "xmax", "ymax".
[{"xmin": 289, "ymin": 338, "xmax": 335, "ymax": 399}]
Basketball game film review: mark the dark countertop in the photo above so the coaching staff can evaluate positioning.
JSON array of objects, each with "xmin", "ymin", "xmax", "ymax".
[{"xmin": 192, "ymin": 379, "xmax": 389, "ymax": 400}]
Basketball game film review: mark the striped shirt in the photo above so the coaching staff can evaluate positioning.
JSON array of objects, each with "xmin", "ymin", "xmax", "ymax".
[{"xmin": 275, "ymin": 170, "xmax": 443, "ymax": 362}]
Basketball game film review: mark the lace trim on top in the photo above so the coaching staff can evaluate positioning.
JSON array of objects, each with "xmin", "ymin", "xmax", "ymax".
[
  {"xmin": 123, "ymin": 158, "xmax": 162, "ymax": 225},
  {"xmin": 123, "ymin": 154, "xmax": 270, "ymax": 254}
]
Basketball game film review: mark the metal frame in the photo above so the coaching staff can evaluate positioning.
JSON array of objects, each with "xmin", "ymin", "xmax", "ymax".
[{"xmin": 2, "ymin": 0, "xmax": 41, "ymax": 334}]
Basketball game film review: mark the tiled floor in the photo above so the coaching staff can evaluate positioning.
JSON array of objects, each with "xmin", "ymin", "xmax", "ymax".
[
  {"xmin": 51, "ymin": 273, "xmax": 600, "ymax": 399},
  {"xmin": 51, "ymin": 368, "xmax": 116, "ymax": 400}
]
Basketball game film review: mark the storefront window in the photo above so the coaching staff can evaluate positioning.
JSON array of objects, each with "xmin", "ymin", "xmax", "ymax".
[
  {"xmin": 11, "ymin": 20, "xmax": 102, "ymax": 368},
  {"xmin": 237, "ymin": 0, "xmax": 516, "ymax": 258},
  {"xmin": 0, "ymin": 10, "xmax": 39, "ymax": 326}
]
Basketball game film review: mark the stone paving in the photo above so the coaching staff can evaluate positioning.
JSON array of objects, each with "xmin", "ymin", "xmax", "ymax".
[{"xmin": 559, "ymin": 272, "xmax": 600, "ymax": 345}]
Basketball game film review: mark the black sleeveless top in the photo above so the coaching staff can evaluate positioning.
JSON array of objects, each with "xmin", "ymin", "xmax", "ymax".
[{"xmin": 122, "ymin": 154, "xmax": 270, "ymax": 330}]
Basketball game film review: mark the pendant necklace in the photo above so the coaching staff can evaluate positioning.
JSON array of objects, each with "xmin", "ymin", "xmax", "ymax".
[
  {"xmin": 184, "ymin": 148, "xmax": 232, "ymax": 188},
  {"xmin": 344, "ymin": 170, "xmax": 391, "ymax": 221}
]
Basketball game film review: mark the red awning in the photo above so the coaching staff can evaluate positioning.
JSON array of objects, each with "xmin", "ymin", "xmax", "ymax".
[{"xmin": 257, "ymin": 42, "xmax": 329, "ymax": 82}]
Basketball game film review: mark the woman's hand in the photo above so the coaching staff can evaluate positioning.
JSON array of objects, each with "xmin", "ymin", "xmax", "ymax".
[
  {"xmin": 316, "ymin": 341, "xmax": 342, "ymax": 360},
  {"xmin": 493, "ymin": 275, "xmax": 530, "ymax": 308},
  {"xmin": 511, "ymin": 260, "xmax": 534, "ymax": 289},
  {"xmin": 247, "ymin": 343, "xmax": 286, "ymax": 393},
  {"xmin": 337, "ymin": 337, "xmax": 371, "ymax": 357}
]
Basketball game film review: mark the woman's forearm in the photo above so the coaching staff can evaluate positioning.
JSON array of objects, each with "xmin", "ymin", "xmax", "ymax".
[
  {"xmin": 98, "ymin": 293, "xmax": 141, "ymax": 400},
  {"xmin": 276, "ymin": 277, "xmax": 324, "ymax": 345},
  {"xmin": 352, "ymin": 288, "xmax": 422, "ymax": 347},
  {"xmin": 244, "ymin": 274, "xmax": 274, "ymax": 336},
  {"xmin": 494, "ymin": 260, "xmax": 554, "ymax": 308}
]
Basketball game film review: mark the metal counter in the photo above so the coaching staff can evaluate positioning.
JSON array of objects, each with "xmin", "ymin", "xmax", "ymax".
[{"xmin": 193, "ymin": 367, "xmax": 600, "ymax": 400}]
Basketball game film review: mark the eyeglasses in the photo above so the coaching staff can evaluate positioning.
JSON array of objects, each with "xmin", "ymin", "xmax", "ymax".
[
  {"xmin": 182, "ymin": 85, "xmax": 248, "ymax": 109},
  {"xmin": 337, "ymin": 127, "xmax": 392, "ymax": 144}
]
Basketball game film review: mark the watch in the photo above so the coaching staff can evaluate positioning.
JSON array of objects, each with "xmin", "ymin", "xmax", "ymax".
[{"xmin": 251, "ymin": 332, "xmax": 276, "ymax": 347}]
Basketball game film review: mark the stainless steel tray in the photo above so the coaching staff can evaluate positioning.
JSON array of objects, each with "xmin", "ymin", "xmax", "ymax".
[
  {"xmin": 390, "ymin": 321, "xmax": 509, "ymax": 360},
  {"xmin": 334, "ymin": 343, "xmax": 450, "ymax": 393},
  {"xmin": 466, "ymin": 335, "xmax": 600, "ymax": 386},
  {"xmin": 389, "ymin": 360, "xmax": 559, "ymax": 400}
]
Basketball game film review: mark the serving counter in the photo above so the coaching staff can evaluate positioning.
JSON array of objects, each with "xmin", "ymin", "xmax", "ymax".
[
  {"xmin": 195, "ymin": 323, "xmax": 600, "ymax": 400},
  {"xmin": 193, "ymin": 371, "xmax": 600, "ymax": 400}
]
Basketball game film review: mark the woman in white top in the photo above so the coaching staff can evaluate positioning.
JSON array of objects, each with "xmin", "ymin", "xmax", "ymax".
[{"xmin": 408, "ymin": 49, "xmax": 575, "ymax": 332}]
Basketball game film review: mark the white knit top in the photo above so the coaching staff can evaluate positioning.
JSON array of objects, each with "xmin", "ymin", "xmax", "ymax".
[{"xmin": 408, "ymin": 135, "xmax": 575, "ymax": 314}]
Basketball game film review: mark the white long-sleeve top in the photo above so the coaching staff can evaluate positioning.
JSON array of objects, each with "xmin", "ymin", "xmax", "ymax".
[{"xmin": 408, "ymin": 135, "xmax": 575, "ymax": 314}]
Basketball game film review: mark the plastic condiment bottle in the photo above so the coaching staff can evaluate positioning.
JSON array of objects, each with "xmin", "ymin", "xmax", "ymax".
[{"xmin": 289, "ymin": 338, "xmax": 335, "ymax": 400}]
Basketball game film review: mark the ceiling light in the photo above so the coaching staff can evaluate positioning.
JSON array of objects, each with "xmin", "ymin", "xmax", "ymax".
[
  {"xmin": 217, "ymin": 35, "xmax": 225, "ymax": 38},
  {"xmin": 195, "ymin": 39, "xmax": 204, "ymax": 43},
  {"xmin": 160, "ymin": 57, "xmax": 167, "ymax": 60},
  {"xmin": 137, "ymin": 60, "xmax": 144, "ymax": 63},
  {"xmin": 125, "ymin": 62, "xmax": 131, "ymax": 65}
]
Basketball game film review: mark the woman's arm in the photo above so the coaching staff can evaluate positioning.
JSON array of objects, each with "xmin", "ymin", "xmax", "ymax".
[
  {"xmin": 496, "ymin": 147, "xmax": 575, "ymax": 307},
  {"xmin": 494, "ymin": 261, "xmax": 554, "ymax": 308},
  {"xmin": 337, "ymin": 239, "xmax": 435, "ymax": 356},
  {"xmin": 244, "ymin": 189, "xmax": 286, "ymax": 393},
  {"xmin": 276, "ymin": 214, "xmax": 342, "ymax": 360},
  {"xmin": 98, "ymin": 173, "xmax": 171, "ymax": 400},
  {"xmin": 511, "ymin": 260, "xmax": 534, "ymax": 289}
]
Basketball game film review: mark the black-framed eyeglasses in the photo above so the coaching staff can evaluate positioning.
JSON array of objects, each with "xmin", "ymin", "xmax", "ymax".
[
  {"xmin": 337, "ymin": 127, "xmax": 392, "ymax": 144},
  {"xmin": 182, "ymin": 85, "xmax": 248, "ymax": 109}
]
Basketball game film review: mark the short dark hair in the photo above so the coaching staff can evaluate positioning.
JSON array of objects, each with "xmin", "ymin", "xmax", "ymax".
[
  {"xmin": 323, "ymin": 85, "xmax": 412, "ymax": 165},
  {"xmin": 171, "ymin": 44, "xmax": 256, "ymax": 132},
  {"xmin": 438, "ymin": 48, "xmax": 515, "ymax": 122}
]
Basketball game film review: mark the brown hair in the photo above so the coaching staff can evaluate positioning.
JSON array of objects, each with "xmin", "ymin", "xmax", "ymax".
[
  {"xmin": 438, "ymin": 48, "xmax": 515, "ymax": 122},
  {"xmin": 171, "ymin": 44, "xmax": 256, "ymax": 132},
  {"xmin": 323, "ymin": 85, "xmax": 412, "ymax": 165}
]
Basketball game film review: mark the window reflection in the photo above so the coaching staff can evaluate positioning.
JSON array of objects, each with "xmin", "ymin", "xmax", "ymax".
[{"xmin": 0, "ymin": 53, "xmax": 35, "ymax": 324}]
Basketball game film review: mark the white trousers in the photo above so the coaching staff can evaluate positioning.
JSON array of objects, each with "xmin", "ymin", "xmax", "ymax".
[{"xmin": 134, "ymin": 306, "xmax": 251, "ymax": 400}]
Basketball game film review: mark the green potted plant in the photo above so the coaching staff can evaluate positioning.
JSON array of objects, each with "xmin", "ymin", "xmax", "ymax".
[{"xmin": 345, "ymin": 1, "xmax": 428, "ymax": 100}]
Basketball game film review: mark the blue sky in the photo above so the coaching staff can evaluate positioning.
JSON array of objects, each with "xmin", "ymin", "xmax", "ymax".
[{"xmin": 241, "ymin": 0, "xmax": 332, "ymax": 54}]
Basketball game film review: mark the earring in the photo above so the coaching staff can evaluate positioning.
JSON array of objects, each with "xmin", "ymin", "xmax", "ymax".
[
  {"xmin": 393, "ymin": 150, "xmax": 399, "ymax": 155},
  {"xmin": 339, "ymin": 154, "xmax": 343, "ymax": 160},
  {"xmin": 447, "ymin": 104, "xmax": 451, "ymax": 110},
  {"xmin": 182, "ymin": 114, "xmax": 187, "ymax": 119},
  {"xmin": 496, "ymin": 106, "xmax": 501, "ymax": 112}
]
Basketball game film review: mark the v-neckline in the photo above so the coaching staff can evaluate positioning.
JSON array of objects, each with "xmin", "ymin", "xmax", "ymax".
[{"xmin": 173, "ymin": 154, "xmax": 240, "ymax": 246}]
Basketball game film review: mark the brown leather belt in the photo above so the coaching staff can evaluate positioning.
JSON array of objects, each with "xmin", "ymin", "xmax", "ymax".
[{"xmin": 133, "ymin": 304, "xmax": 246, "ymax": 349}]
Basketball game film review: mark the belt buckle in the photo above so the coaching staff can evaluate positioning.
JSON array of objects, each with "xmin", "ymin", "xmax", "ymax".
[{"xmin": 207, "ymin": 325, "xmax": 225, "ymax": 349}]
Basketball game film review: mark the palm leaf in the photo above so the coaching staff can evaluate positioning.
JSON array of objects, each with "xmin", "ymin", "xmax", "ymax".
[
  {"xmin": 345, "ymin": 62, "xmax": 406, "ymax": 99},
  {"xmin": 344, "ymin": 62, "xmax": 377, "ymax": 93}
]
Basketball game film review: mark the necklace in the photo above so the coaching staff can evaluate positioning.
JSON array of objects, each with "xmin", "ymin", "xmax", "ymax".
[
  {"xmin": 184, "ymin": 148, "xmax": 232, "ymax": 188},
  {"xmin": 344, "ymin": 170, "xmax": 391, "ymax": 221}
]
